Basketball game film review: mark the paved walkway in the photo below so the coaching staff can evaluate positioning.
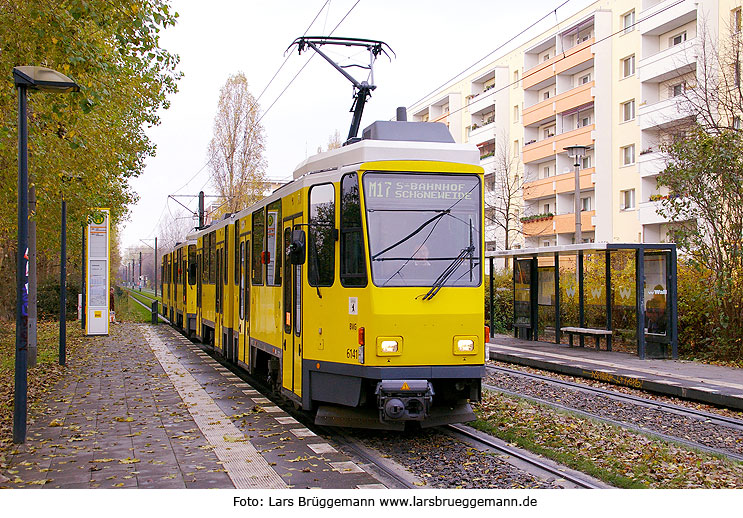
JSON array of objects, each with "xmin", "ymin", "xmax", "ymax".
[
  {"xmin": 1, "ymin": 323, "xmax": 385, "ymax": 489},
  {"xmin": 488, "ymin": 335, "xmax": 743, "ymax": 411}
]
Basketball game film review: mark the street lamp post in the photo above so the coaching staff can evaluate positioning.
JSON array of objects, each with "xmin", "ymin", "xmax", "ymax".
[
  {"xmin": 564, "ymin": 145, "xmax": 590, "ymax": 245},
  {"xmin": 12, "ymin": 66, "xmax": 79, "ymax": 444}
]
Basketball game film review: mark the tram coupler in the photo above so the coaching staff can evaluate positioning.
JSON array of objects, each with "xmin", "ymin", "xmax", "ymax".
[{"xmin": 376, "ymin": 380, "xmax": 433, "ymax": 423}]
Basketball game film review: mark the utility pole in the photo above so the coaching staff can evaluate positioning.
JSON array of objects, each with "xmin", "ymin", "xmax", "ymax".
[
  {"xmin": 198, "ymin": 191, "xmax": 205, "ymax": 229},
  {"xmin": 139, "ymin": 251, "xmax": 142, "ymax": 291}
]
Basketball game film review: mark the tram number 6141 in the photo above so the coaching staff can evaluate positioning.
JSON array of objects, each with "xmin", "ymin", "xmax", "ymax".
[{"xmin": 346, "ymin": 348, "xmax": 359, "ymax": 360}]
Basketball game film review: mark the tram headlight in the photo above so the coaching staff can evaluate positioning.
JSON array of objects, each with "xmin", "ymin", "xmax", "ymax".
[
  {"xmin": 376, "ymin": 336, "xmax": 403, "ymax": 356},
  {"xmin": 453, "ymin": 336, "xmax": 478, "ymax": 355}
]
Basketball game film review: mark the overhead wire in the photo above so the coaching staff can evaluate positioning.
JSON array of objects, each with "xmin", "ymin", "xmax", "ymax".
[{"xmin": 148, "ymin": 0, "xmax": 339, "ymax": 235}]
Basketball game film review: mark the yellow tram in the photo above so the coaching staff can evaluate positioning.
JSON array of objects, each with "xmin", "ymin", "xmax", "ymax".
[{"xmin": 162, "ymin": 120, "xmax": 485, "ymax": 429}]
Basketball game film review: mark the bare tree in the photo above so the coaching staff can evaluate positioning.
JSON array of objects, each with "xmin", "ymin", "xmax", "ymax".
[
  {"xmin": 485, "ymin": 134, "xmax": 522, "ymax": 251},
  {"xmin": 208, "ymin": 72, "xmax": 267, "ymax": 214}
]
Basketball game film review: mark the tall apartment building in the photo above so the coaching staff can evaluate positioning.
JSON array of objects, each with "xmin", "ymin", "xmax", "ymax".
[{"xmin": 406, "ymin": 0, "xmax": 741, "ymax": 251}]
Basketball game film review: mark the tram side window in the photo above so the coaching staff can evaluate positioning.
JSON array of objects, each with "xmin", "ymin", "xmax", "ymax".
[
  {"xmin": 201, "ymin": 238, "xmax": 208, "ymax": 284},
  {"xmin": 209, "ymin": 231, "xmax": 216, "ymax": 284},
  {"xmin": 266, "ymin": 200, "xmax": 282, "ymax": 286},
  {"xmin": 188, "ymin": 246, "xmax": 197, "ymax": 285},
  {"xmin": 234, "ymin": 222, "xmax": 240, "ymax": 285},
  {"xmin": 340, "ymin": 173, "xmax": 367, "ymax": 287},
  {"xmin": 252, "ymin": 209, "xmax": 264, "ymax": 285},
  {"xmin": 309, "ymin": 183, "xmax": 336, "ymax": 287}
]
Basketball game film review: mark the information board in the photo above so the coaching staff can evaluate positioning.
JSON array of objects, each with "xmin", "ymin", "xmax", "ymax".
[{"xmin": 86, "ymin": 208, "xmax": 110, "ymax": 335}]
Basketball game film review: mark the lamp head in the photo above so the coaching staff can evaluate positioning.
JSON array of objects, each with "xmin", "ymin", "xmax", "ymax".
[
  {"xmin": 13, "ymin": 66, "xmax": 80, "ymax": 93},
  {"xmin": 564, "ymin": 144, "xmax": 589, "ymax": 159}
]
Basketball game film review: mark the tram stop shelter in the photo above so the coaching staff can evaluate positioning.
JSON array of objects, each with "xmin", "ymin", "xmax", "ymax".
[{"xmin": 486, "ymin": 243, "xmax": 678, "ymax": 360}]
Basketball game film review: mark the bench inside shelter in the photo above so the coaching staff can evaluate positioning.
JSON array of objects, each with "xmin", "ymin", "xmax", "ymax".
[{"xmin": 561, "ymin": 326, "xmax": 613, "ymax": 350}]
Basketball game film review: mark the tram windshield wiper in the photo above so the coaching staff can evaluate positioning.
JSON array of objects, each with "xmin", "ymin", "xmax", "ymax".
[
  {"xmin": 419, "ymin": 245, "xmax": 475, "ymax": 301},
  {"xmin": 371, "ymin": 209, "xmax": 450, "ymax": 261}
]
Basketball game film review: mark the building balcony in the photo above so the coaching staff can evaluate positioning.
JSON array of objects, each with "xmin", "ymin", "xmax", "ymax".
[
  {"xmin": 639, "ymin": 200, "xmax": 669, "ymax": 225},
  {"xmin": 522, "ymin": 135, "xmax": 556, "ymax": 163},
  {"xmin": 523, "ymin": 57, "xmax": 556, "ymax": 91},
  {"xmin": 522, "ymin": 124, "xmax": 594, "ymax": 164},
  {"xmin": 555, "ymin": 81, "xmax": 594, "ymax": 114},
  {"xmin": 523, "ymin": 168, "xmax": 594, "ymax": 200},
  {"xmin": 523, "ymin": 38, "xmax": 594, "ymax": 90},
  {"xmin": 554, "ymin": 124, "xmax": 594, "ymax": 155},
  {"xmin": 638, "ymin": 150, "xmax": 666, "ymax": 177},
  {"xmin": 554, "ymin": 38, "xmax": 595, "ymax": 75},
  {"xmin": 522, "ymin": 215, "xmax": 555, "ymax": 237},
  {"xmin": 638, "ymin": 97, "xmax": 690, "ymax": 130},
  {"xmin": 554, "ymin": 210, "xmax": 595, "ymax": 234},
  {"xmin": 638, "ymin": 0, "xmax": 697, "ymax": 36},
  {"xmin": 638, "ymin": 37, "xmax": 696, "ymax": 83},
  {"xmin": 467, "ymin": 91, "xmax": 496, "ymax": 115},
  {"xmin": 523, "ymin": 97, "xmax": 555, "ymax": 127},
  {"xmin": 468, "ymin": 122, "xmax": 496, "ymax": 146}
]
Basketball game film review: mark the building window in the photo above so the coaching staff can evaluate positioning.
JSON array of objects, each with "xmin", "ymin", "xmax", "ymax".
[
  {"xmin": 734, "ymin": 8, "xmax": 742, "ymax": 33},
  {"xmin": 734, "ymin": 116, "xmax": 742, "ymax": 130},
  {"xmin": 670, "ymin": 32, "xmax": 687, "ymax": 46},
  {"xmin": 579, "ymin": 73, "xmax": 591, "ymax": 85},
  {"xmin": 581, "ymin": 155, "xmax": 591, "ymax": 169},
  {"xmin": 581, "ymin": 197, "xmax": 592, "ymax": 211},
  {"xmin": 543, "ymin": 91, "xmax": 550, "ymax": 101},
  {"xmin": 514, "ymin": 140, "xmax": 520, "ymax": 157},
  {"xmin": 623, "ymin": 10, "xmax": 635, "ymax": 34},
  {"xmin": 670, "ymin": 83, "xmax": 685, "ymax": 97},
  {"xmin": 513, "ymin": 70, "xmax": 519, "ymax": 88},
  {"xmin": 543, "ymin": 241, "xmax": 551, "ymax": 247},
  {"xmin": 622, "ymin": 55, "xmax": 635, "ymax": 78},
  {"xmin": 622, "ymin": 144, "xmax": 635, "ymax": 166},
  {"xmin": 543, "ymin": 165, "xmax": 551, "ymax": 178},
  {"xmin": 544, "ymin": 127, "xmax": 555, "ymax": 139},
  {"xmin": 514, "ymin": 105, "xmax": 519, "ymax": 122},
  {"xmin": 543, "ymin": 203, "xmax": 551, "ymax": 214},
  {"xmin": 620, "ymin": 189, "xmax": 636, "ymax": 210},
  {"xmin": 578, "ymin": 115, "xmax": 591, "ymax": 128},
  {"xmin": 543, "ymin": 53, "xmax": 550, "ymax": 62},
  {"xmin": 622, "ymin": 99, "xmax": 635, "ymax": 121}
]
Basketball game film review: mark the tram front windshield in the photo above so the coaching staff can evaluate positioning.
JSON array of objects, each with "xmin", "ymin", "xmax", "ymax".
[{"xmin": 363, "ymin": 172, "xmax": 481, "ymax": 288}]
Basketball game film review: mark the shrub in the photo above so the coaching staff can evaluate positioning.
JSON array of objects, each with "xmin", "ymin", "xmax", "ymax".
[{"xmin": 485, "ymin": 269, "xmax": 513, "ymax": 333}]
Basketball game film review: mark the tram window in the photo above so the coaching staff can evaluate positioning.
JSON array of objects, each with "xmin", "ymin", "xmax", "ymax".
[
  {"xmin": 223, "ymin": 241, "xmax": 228, "ymax": 286},
  {"xmin": 188, "ymin": 246, "xmax": 197, "ymax": 285},
  {"xmin": 266, "ymin": 200, "xmax": 282, "ymax": 286},
  {"xmin": 294, "ymin": 263, "xmax": 301, "ymax": 336},
  {"xmin": 197, "ymin": 253, "xmax": 202, "ymax": 306},
  {"xmin": 252, "ymin": 209, "xmax": 264, "ymax": 285},
  {"xmin": 234, "ymin": 222, "xmax": 240, "ymax": 285},
  {"xmin": 201, "ymin": 238, "xmax": 208, "ymax": 284},
  {"xmin": 309, "ymin": 183, "xmax": 336, "ymax": 287},
  {"xmin": 244, "ymin": 239, "xmax": 250, "ymax": 321},
  {"xmin": 283, "ymin": 228, "xmax": 292, "ymax": 333},
  {"xmin": 340, "ymin": 173, "xmax": 367, "ymax": 287},
  {"xmin": 209, "ymin": 231, "xmax": 216, "ymax": 284}
]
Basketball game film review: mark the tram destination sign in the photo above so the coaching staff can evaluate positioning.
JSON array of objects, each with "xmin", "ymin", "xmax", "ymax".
[{"xmin": 363, "ymin": 172, "xmax": 479, "ymax": 211}]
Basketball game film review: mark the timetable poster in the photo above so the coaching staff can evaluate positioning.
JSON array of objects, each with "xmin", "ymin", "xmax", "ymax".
[{"xmin": 86, "ymin": 208, "xmax": 110, "ymax": 335}]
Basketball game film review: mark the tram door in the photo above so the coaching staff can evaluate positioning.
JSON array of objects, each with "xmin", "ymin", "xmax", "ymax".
[
  {"xmin": 238, "ymin": 236, "xmax": 250, "ymax": 366},
  {"xmin": 215, "ymin": 242, "xmax": 224, "ymax": 355},
  {"xmin": 282, "ymin": 218, "xmax": 303, "ymax": 398}
]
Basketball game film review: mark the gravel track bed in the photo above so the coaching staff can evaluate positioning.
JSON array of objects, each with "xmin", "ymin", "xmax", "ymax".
[
  {"xmin": 348, "ymin": 429, "xmax": 562, "ymax": 489},
  {"xmin": 488, "ymin": 360, "xmax": 743, "ymax": 421},
  {"xmin": 485, "ymin": 367, "xmax": 743, "ymax": 457}
]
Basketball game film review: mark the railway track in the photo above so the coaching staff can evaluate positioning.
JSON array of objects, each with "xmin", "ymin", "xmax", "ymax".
[
  {"xmin": 486, "ymin": 364, "xmax": 743, "ymax": 464},
  {"xmin": 444, "ymin": 423, "xmax": 604, "ymax": 489}
]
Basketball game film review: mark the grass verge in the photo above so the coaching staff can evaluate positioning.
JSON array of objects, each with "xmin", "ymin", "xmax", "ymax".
[{"xmin": 472, "ymin": 391, "xmax": 743, "ymax": 488}]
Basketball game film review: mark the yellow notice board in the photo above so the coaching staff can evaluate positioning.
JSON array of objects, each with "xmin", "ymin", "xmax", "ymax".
[{"xmin": 85, "ymin": 208, "xmax": 110, "ymax": 335}]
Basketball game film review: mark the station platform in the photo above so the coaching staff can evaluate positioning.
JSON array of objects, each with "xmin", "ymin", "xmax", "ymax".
[
  {"xmin": 1, "ymin": 324, "xmax": 386, "ymax": 489},
  {"xmin": 487, "ymin": 335, "xmax": 743, "ymax": 412}
]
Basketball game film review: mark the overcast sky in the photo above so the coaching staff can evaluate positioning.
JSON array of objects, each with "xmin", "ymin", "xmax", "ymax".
[{"xmin": 120, "ymin": 0, "xmax": 593, "ymax": 253}]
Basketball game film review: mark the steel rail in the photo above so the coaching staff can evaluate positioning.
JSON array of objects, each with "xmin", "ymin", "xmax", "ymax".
[{"xmin": 445, "ymin": 423, "xmax": 603, "ymax": 489}]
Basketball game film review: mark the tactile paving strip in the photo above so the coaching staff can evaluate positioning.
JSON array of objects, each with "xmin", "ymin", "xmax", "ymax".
[{"xmin": 142, "ymin": 327, "xmax": 287, "ymax": 489}]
